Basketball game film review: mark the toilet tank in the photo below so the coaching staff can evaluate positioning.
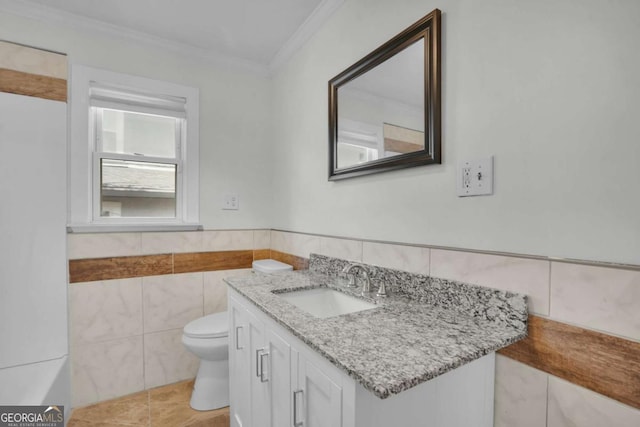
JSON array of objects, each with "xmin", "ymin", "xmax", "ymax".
[{"xmin": 252, "ymin": 259, "xmax": 293, "ymax": 273}]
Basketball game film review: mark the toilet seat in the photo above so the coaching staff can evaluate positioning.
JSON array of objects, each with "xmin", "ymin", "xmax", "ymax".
[{"xmin": 184, "ymin": 312, "xmax": 228, "ymax": 339}]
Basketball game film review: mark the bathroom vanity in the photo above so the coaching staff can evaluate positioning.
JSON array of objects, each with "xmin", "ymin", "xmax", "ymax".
[{"xmin": 226, "ymin": 254, "xmax": 527, "ymax": 427}]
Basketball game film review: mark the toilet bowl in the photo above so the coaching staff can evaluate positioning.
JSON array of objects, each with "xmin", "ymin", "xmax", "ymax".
[
  {"xmin": 182, "ymin": 259, "xmax": 292, "ymax": 411},
  {"xmin": 182, "ymin": 312, "xmax": 229, "ymax": 411}
]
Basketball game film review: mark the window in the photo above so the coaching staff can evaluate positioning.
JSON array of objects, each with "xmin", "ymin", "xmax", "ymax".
[
  {"xmin": 70, "ymin": 66, "xmax": 199, "ymax": 231},
  {"xmin": 336, "ymin": 119, "xmax": 382, "ymax": 169},
  {"xmin": 91, "ymin": 87, "xmax": 183, "ymax": 221}
]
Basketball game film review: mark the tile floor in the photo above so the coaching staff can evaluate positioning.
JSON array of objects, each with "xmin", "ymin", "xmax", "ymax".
[{"xmin": 67, "ymin": 380, "xmax": 229, "ymax": 426}]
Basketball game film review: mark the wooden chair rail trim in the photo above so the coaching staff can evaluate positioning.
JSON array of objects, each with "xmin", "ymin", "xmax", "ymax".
[
  {"xmin": 0, "ymin": 68, "xmax": 67, "ymax": 102},
  {"xmin": 68, "ymin": 248, "xmax": 294, "ymax": 283},
  {"xmin": 173, "ymin": 250, "xmax": 254, "ymax": 273},
  {"xmin": 498, "ymin": 315, "xmax": 640, "ymax": 409},
  {"xmin": 69, "ymin": 254, "xmax": 173, "ymax": 283}
]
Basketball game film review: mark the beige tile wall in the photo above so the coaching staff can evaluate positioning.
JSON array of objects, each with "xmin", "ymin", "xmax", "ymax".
[
  {"xmin": 142, "ymin": 273, "xmax": 203, "ymax": 333},
  {"xmin": 0, "ymin": 41, "xmax": 67, "ymax": 79},
  {"xmin": 143, "ymin": 329, "xmax": 199, "ymax": 389},
  {"xmin": 202, "ymin": 230, "xmax": 254, "ymax": 251},
  {"xmin": 494, "ymin": 356, "xmax": 548, "ymax": 427},
  {"xmin": 67, "ymin": 229, "xmax": 271, "ymax": 259},
  {"xmin": 362, "ymin": 242, "xmax": 430, "ymax": 275},
  {"xmin": 69, "ymin": 228, "xmax": 640, "ymax": 423},
  {"xmin": 271, "ymin": 229, "xmax": 640, "ymax": 425},
  {"xmin": 550, "ymin": 262, "xmax": 640, "ymax": 341},
  {"xmin": 317, "ymin": 236, "xmax": 362, "ymax": 261},
  {"xmin": 253, "ymin": 229, "xmax": 271, "ymax": 249},
  {"xmin": 430, "ymin": 249, "xmax": 551, "ymax": 316},
  {"xmin": 140, "ymin": 231, "xmax": 203, "ymax": 254},
  {"xmin": 68, "ymin": 232, "xmax": 143, "ymax": 259},
  {"xmin": 69, "ymin": 278, "xmax": 143, "ymax": 345},
  {"xmin": 271, "ymin": 230, "xmax": 320, "ymax": 258},
  {"xmin": 547, "ymin": 376, "xmax": 640, "ymax": 427},
  {"xmin": 71, "ymin": 336, "xmax": 144, "ymax": 407},
  {"xmin": 68, "ymin": 230, "xmax": 262, "ymax": 407},
  {"xmin": 204, "ymin": 269, "xmax": 250, "ymax": 315},
  {"xmin": 495, "ymin": 355, "xmax": 640, "ymax": 427}
]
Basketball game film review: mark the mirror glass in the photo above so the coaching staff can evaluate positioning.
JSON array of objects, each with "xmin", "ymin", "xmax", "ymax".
[
  {"xmin": 337, "ymin": 39, "xmax": 424, "ymax": 170},
  {"xmin": 328, "ymin": 9, "xmax": 441, "ymax": 180}
]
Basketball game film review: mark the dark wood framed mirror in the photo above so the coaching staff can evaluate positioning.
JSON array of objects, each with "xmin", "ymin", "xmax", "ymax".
[{"xmin": 328, "ymin": 9, "xmax": 441, "ymax": 180}]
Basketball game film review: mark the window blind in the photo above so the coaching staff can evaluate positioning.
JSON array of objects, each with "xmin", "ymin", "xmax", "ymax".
[{"xmin": 89, "ymin": 83, "xmax": 187, "ymax": 118}]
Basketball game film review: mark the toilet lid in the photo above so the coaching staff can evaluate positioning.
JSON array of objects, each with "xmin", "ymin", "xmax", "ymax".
[
  {"xmin": 253, "ymin": 259, "xmax": 293, "ymax": 273},
  {"xmin": 184, "ymin": 312, "xmax": 228, "ymax": 338}
]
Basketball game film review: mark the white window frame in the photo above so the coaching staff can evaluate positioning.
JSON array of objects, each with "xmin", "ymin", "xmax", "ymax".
[
  {"xmin": 91, "ymin": 106, "xmax": 184, "ymax": 223},
  {"xmin": 337, "ymin": 118, "xmax": 383, "ymax": 167},
  {"xmin": 69, "ymin": 65, "xmax": 200, "ymax": 232}
]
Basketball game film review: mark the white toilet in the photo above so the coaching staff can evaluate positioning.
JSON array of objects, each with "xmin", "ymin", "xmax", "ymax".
[
  {"xmin": 182, "ymin": 259, "xmax": 292, "ymax": 411},
  {"xmin": 182, "ymin": 311, "xmax": 229, "ymax": 411}
]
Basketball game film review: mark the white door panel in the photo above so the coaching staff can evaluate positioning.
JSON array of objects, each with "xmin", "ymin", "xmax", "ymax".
[
  {"xmin": 0, "ymin": 92, "xmax": 67, "ymax": 368},
  {"xmin": 299, "ymin": 357, "xmax": 342, "ymax": 427},
  {"xmin": 267, "ymin": 328, "xmax": 291, "ymax": 427}
]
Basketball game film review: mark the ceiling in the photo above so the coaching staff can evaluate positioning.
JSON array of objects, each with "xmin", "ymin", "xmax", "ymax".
[
  {"xmin": 347, "ymin": 39, "xmax": 424, "ymax": 109},
  {"xmin": 4, "ymin": 0, "xmax": 343, "ymax": 72}
]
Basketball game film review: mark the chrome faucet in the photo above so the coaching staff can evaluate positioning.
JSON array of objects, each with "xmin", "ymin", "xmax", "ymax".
[
  {"xmin": 342, "ymin": 263, "xmax": 371, "ymax": 293},
  {"xmin": 341, "ymin": 263, "xmax": 387, "ymax": 297}
]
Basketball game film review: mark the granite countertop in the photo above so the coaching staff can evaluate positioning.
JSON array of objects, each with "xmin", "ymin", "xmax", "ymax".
[{"xmin": 225, "ymin": 254, "xmax": 527, "ymax": 399}]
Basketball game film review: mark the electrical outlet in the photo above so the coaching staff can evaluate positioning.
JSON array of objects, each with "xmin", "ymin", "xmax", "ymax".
[
  {"xmin": 457, "ymin": 157, "xmax": 493, "ymax": 197},
  {"xmin": 222, "ymin": 193, "xmax": 239, "ymax": 210}
]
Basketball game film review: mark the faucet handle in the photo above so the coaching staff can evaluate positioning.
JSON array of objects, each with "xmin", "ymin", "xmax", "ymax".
[
  {"xmin": 345, "ymin": 274, "xmax": 356, "ymax": 287},
  {"xmin": 342, "ymin": 263, "xmax": 362, "ymax": 288},
  {"xmin": 341, "ymin": 264, "xmax": 356, "ymax": 287},
  {"xmin": 376, "ymin": 281, "xmax": 388, "ymax": 298}
]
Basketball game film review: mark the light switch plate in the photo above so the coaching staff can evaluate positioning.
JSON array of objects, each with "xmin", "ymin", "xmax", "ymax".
[
  {"xmin": 457, "ymin": 157, "xmax": 493, "ymax": 197},
  {"xmin": 222, "ymin": 193, "xmax": 239, "ymax": 210}
]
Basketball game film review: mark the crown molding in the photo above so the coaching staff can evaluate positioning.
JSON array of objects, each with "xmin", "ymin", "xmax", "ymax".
[
  {"xmin": 0, "ymin": 0, "xmax": 344, "ymax": 77},
  {"xmin": 0, "ymin": 0, "xmax": 271, "ymax": 76},
  {"xmin": 269, "ymin": 0, "xmax": 344, "ymax": 73}
]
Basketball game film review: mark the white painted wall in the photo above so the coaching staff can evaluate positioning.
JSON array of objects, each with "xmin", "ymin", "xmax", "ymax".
[
  {"xmin": 2, "ymin": 1, "xmax": 639, "ymax": 264},
  {"xmin": 0, "ymin": 10, "xmax": 274, "ymax": 230},
  {"xmin": 271, "ymin": 0, "xmax": 640, "ymax": 265}
]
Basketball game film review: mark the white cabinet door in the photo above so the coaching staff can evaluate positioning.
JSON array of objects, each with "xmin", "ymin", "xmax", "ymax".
[
  {"xmin": 296, "ymin": 355, "xmax": 343, "ymax": 427},
  {"xmin": 230, "ymin": 293, "xmax": 280, "ymax": 427},
  {"xmin": 229, "ymin": 295, "xmax": 251, "ymax": 427},
  {"xmin": 247, "ymin": 307, "xmax": 270, "ymax": 426},
  {"xmin": 230, "ymin": 289, "xmax": 345, "ymax": 427},
  {"xmin": 265, "ymin": 328, "xmax": 292, "ymax": 427}
]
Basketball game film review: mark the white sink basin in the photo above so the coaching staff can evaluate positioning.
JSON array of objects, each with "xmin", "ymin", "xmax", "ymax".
[{"xmin": 277, "ymin": 287, "xmax": 378, "ymax": 318}]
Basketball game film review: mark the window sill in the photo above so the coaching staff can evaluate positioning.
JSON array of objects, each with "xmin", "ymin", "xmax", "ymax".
[{"xmin": 67, "ymin": 223, "xmax": 203, "ymax": 233}]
